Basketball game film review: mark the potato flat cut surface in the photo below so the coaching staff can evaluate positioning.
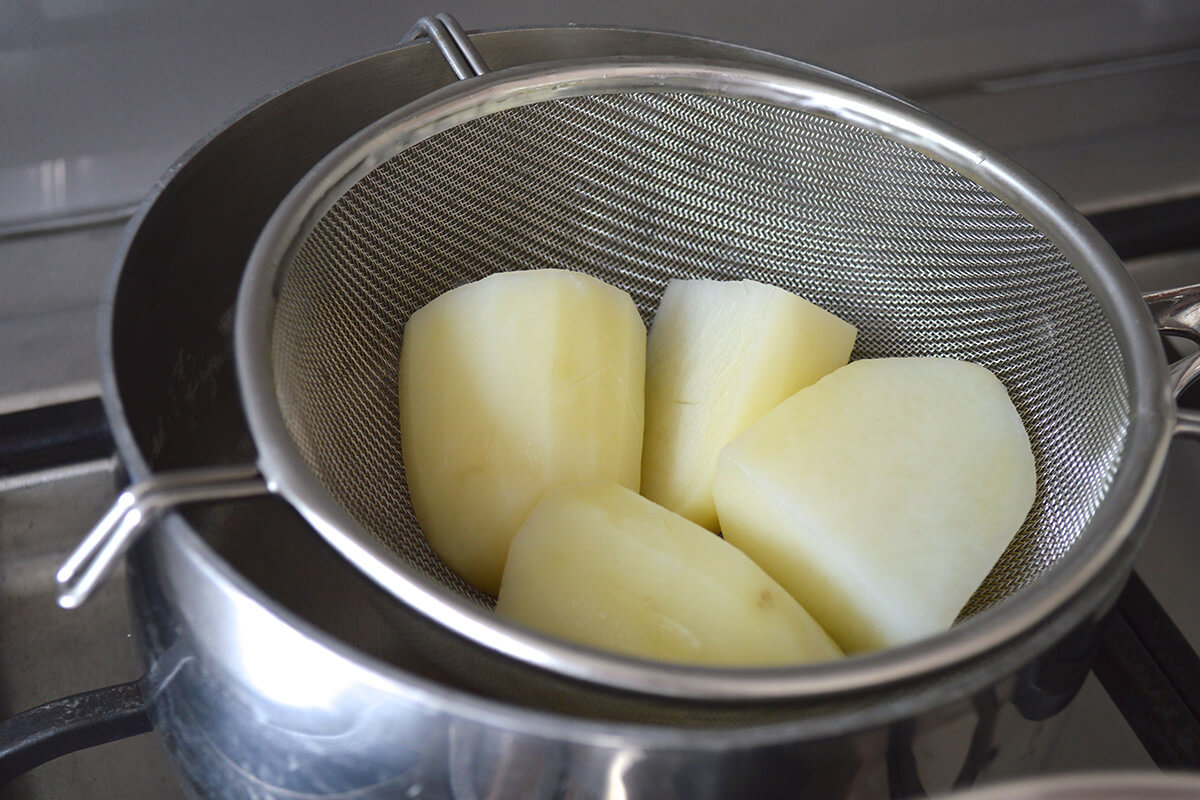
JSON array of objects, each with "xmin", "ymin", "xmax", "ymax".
[
  {"xmin": 714, "ymin": 357, "xmax": 1036, "ymax": 654},
  {"xmin": 642, "ymin": 279, "xmax": 856, "ymax": 530},
  {"xmin": 398, "ymin": 269, "xmax": 645, "ymax": 594},
  {"xmin": 496, "ymin": 482, "xmax": 843, "ymax": 666}
]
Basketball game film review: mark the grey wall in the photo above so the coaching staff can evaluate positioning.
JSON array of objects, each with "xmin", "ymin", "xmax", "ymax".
[{"xmin": 4, "ymin": 0, "xmax": 1200, "ymax": 226}]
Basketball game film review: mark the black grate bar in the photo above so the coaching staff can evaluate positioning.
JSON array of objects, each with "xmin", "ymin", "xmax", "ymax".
[
  {"xmin": 1088, "ymin": 196, "xmax": 1200, "ymax": 262},
  {"xmin": 1094, "ymin": 571, "xmax": 1200, "ymax": 767},
  {"xmin": 0, "ymin": 398, "xmax": 114, "ymax": 476}
]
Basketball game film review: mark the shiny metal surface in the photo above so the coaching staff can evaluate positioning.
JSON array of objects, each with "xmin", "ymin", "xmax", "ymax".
[
  {"xmin": 56, "ymin": 464, "xmax": 267, "ymax": 609},
  {"xmin": 132, "ymin": 521, "xmax": 1096, "ymax": 800},
  {"xmin": 1146, "ymin": 283, "xmax": 1200, "ymax": 344},
  {"xmin": 1177, "ymin": 405, "xmax": 1200, "ymax": 440},
  {"xmin": 1146, "ymin": 283, "xmax": 1200, "ymax": 417},
  {"xmin": 401, "ymin": 14, "xmax": 491, "ymax": 79},
  {"xmin": 82, "ymin": 24, "xmax": 1195, "ymax": 800}
]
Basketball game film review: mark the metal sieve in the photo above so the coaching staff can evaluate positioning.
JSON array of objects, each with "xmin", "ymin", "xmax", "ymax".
[{"xmin": 60, "ymin": 16, "xmax": 1200, "ymax": 704}]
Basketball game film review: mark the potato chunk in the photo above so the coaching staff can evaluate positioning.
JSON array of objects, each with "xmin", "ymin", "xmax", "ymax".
[
  {"xmin": 713, "ymin": 358, "xmax": 1036, "ymax": 653},
  {"xmin": 642, "ymin": 279, "xmax": 856, "ymax": 530},
  {"xmin": 495, "ymin": 482, "xmax": 842, "ymax": 666},
  {"xmin": 398, "ymin": 269, "xmax": 645, "ymax": 594}
]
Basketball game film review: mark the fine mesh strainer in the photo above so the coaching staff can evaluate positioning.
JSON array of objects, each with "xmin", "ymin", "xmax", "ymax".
[{"xmin": 61, "ymin": 17, "xmax": 1200, "ymax": 703}]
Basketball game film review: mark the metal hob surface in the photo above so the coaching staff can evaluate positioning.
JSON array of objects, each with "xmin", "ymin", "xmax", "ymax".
[{"xmin": 1, "ymin": 460, "xmax": 182, "ymax": 798}]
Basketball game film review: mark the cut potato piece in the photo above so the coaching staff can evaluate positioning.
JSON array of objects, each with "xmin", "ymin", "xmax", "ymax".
[
  {"xmin": 642, "ymin": 279, "xmax": 856, "ymax": 530},
  {"xmin": 496, "ymin": 482, "xmax": 843, "ymax": 666},
  {"xmin": 714, "ymin": 357, "xmax": 1036, "ymax": 653},
  {"xmin": 398, "ymin": 269, "xmax": 645, "ymax": 594}
]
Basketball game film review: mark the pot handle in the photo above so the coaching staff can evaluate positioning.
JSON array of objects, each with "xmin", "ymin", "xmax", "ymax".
[
  {"xmin": 56, "ymin": 464, "xmax": 268, "ymax": 609},
  {"xmin": 1144, "ymin": 282, "xmax": 1200, "ymax": 439},
  {"xmin": 400, "ymin": 13, "xmax": 490, "ymax": 79},
  {"xmin": 0, "ymin": 680, "xmax": 150, "ymax": 784}
]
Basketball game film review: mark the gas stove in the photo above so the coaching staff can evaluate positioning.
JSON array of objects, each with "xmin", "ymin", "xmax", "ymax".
[{"xmin": 2, "ymin": 3, "xmax": 1200, "ymax": 797}]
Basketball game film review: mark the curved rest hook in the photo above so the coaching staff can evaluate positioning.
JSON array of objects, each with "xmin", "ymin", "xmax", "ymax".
[
  {"xmin": 401, "ymin": 13, "xmax": 490, "ymax": 80},
  {"xmin": 1176, "ymin": 407, "xmax": 1200, "ymax": 441},
  {"xmin": 57, "ymin": 464, "xmax": 268, "ymax": 609},
  {"xmin": 1145, "ymin": 283, "xmax": 1200, "ymax": 345},
  {"xmin": 1145, "ymin": 282, "xmax": 1200, "ymax": 441}
]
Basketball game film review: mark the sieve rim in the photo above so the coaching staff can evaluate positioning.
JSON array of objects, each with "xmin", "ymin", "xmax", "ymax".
[{"xmin": 236, "ymin": 57, "xmax": 1173, "ymax": 701}]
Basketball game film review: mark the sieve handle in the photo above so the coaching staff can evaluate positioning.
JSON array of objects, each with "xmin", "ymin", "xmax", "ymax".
[
  {"xmin": 400, "ymin": 13, "xmax": 490, "ymax": 79},
  {"xmin": 1145, "ymin": 282, "xmax": 1200, "ymax": 440},
  {"xmin": 56, "ymin": 464, "xmax": 269, "ymax": 609}
]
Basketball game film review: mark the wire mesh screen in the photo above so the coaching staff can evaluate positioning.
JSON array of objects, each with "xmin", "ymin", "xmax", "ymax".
[{"xmin": 270, "ymin": 90, "xmax": 1131, "ymax": 618}]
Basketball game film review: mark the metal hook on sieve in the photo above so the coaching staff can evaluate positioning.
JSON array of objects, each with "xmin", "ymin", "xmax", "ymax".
[
  {"xmin": 56, "ymin": 464, "xmax": 269, "ymax": 609},
  {"xmin": 401, "ymin": 14, "xmax": 490, "ymax": 80},
  {"xmin": 1145, "ymin": 282, "xmax": 1200, "ymax": 440}
]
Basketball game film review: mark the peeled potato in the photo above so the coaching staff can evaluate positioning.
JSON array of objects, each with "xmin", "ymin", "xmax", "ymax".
[
  {"xmin": 398, "ymin": 269, "xmax": 645, "ymax": 594},
  {"xmin": 713, "ymin": 357, "xmax": 1036, "ymax": 653},
  {"xmin": 642, "ymin": 279, "xmax": 857, "ymax": 530},
  {"xmin": 496, "ymin": 482, "xmax": 843, "ymax": 666}
]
